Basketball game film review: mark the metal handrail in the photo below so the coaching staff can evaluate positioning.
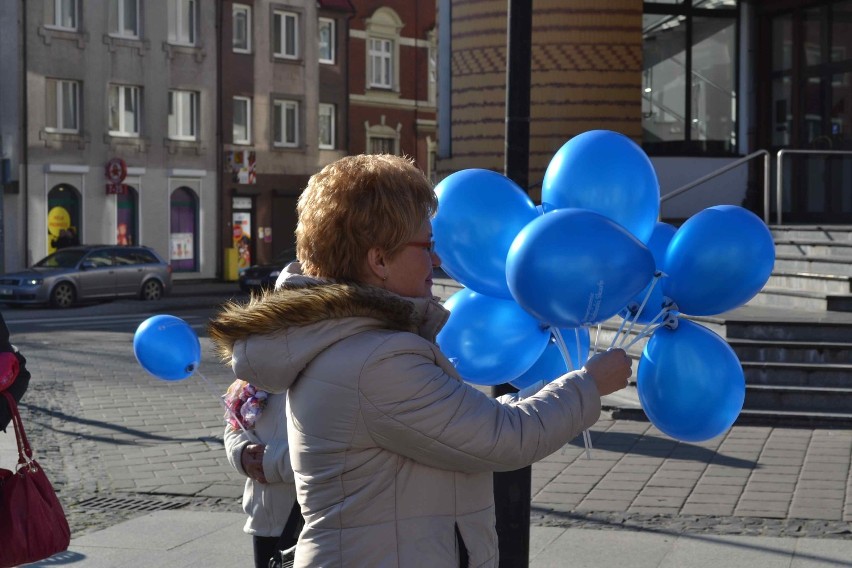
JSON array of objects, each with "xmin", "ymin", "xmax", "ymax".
[
  {"xmin": 775, "ymin": 149, "xmax": 852, "ymax": 225},
  {"xmin": 660, "ymin": 150, "xmax": 771, "ymax": 223}
]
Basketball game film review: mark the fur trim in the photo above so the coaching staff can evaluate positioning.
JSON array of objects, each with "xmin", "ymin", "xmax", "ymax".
[{"xmin": 208, "ymin": 282, "xmax": 419, "ymax": 361}]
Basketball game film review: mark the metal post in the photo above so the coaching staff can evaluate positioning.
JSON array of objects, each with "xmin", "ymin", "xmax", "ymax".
[{"xmin": 493, "ymin": 0, "xmax": 533, "ymax": 566}]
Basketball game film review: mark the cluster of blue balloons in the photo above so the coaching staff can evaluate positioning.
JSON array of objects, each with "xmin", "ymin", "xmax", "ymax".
[{"xmin": 434, "ymin": 129, "xmax": 776, "ymax": 443}]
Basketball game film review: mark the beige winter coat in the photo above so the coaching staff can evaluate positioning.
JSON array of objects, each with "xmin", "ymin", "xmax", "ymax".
[{"xmin": 209, "ymin": 270, "xmax": 602, "ymax": 567}]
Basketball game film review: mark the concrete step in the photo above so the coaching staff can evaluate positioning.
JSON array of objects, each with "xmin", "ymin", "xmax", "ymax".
[
  {"xmin": 742, "ymin": 360, "xmax": 852, "ymax": 387},
  {"xmin": 775, "ymin": 255, "xmax": 852, "ymax": 277},
  {"xmin": 771, "ymin": 226, "xmax": 852, "ymax": 243},
  {"xmin": 743, "ymin": 384, "xmax": 852, "ymax": 414},
  {"xmin": 766, "ymin": 272, "xmax": 851, "ymax": 294},
  {"xmin": 744, "ymin": 287, "xmax": 831, "ymax": 311},
  {"xmin": 774, "ymin": 240, "xmax": 852, "ymax": 257},
  {"xmin": 728, "ymin": 338, "xmax": 852, "ymax": 365},
  {"xmin": 724, "ymin": 318, "xmax": 852, "ymax": 342}
]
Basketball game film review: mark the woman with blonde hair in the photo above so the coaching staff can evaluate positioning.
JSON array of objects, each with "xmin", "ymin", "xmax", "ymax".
[{"xmin": 209, "ymin": 154, "xmax": 631, "ymax": 567}]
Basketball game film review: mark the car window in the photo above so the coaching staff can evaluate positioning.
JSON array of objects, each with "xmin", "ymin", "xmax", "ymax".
[
  {"xmin": 114, "ymin": 248, "xmax": 161, "ymax": 266},
  {"xmin": 84, "ymin": 250, "xmax": 114, "ymax": 267},
  {"xmin": 33, "ymin": 249, "xmax": 87, "ymax": 268}
]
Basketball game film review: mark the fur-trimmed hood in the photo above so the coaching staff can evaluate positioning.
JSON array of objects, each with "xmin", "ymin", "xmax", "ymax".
[{"xmin": 207, "ymin": 263, "xmax": 449, "ymax": 394}]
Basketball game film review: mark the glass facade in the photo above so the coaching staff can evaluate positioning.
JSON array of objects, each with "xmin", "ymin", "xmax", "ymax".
[{"xmin": 642, "ymin": 1, "xmax": 737, "ymax": 156}]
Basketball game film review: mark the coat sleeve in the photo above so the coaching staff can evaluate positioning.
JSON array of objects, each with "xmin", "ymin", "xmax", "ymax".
[
  {"xmin": 224, "ymin": 424, "xmax": 250, "ymax": 477},
  {"xmin": 358, "ymin": 335, "xmax": 601, "ymax": 474}
]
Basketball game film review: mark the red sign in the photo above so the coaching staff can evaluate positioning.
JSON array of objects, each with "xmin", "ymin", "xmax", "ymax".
[{"xmin": 105, "ymin": 158, "xmax": 127, "ymax": 184}]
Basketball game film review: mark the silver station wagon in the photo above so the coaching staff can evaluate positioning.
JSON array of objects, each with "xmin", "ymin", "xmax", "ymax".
[{"xmin": 0, "ymin": 245, "xmax": 172, "ymax": 308}]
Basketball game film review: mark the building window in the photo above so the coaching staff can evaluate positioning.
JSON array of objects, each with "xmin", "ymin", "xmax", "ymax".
[
  {"xmin": 168, "ymin": 0, "xmax": 197, "ymax": 46},
  {"xmin": 365, "ymin": 7, "xmax": 403, "ymax": 92},
  {"xmin": 111, "ymin": 0, "xmax": 139, "ymax": 38},
  {"xmin": 369, "ymin": 136, "xmax": 396, "ymax": 154},
  {"xmin": 46, "ymin": 79, "xmax": 79, "ymax": 133},
  {"xmin": 168, "ymin": 90, "xmax": 198, "ymax": 141},
  {"xmin": 233, "ymin": 97, "xmax": 252, "ymax": 145},
  {"xmin": 642, "ymin": 2, "xmax": 738, "ymax": 156},
  {"xmin": 232, "ymin": 4, "xmax": 251, "ymax": 53},
  {"xmin": 273, "ymin": 100, "xmax": 299, "ymax": 147},
  {"xmin": 47, "ymin": 0, "xmax": 77, "ymax": 30},
  {"xmin": 273, "ymin": 10, "xmax": 299, "ymax": 59},
  {"xmin": 108, "ymin": 85, "xmax": 140, "ymax": 137},
  {"xmin": 369, "ymin": 38, "xmax": 393, "ymax": 89},
  {"xmin": 318, "ymin": 103, "xmax": 335, "ymax": 149},
  {"xmin": 318, "ymin": 17, "xmax": 335, "ymax": 64}
]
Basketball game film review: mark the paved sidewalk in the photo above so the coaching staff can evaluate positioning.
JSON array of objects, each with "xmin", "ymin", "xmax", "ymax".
[{"xmin": 15, "ymin": 509, "xmax": 852, "ymax": 567}]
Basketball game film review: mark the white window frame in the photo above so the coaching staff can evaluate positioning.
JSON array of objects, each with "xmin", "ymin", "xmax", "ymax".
[
  {"xmin": 168, "ymin": 0, "xmax": 197, "ymax": 46},
  {"xmin": 232, "ymin": 4, "xmax": 252, "ymax": 53},
  {"xmin": 273, "ymin": 10, "xmax": 299, "ymax": 59},
  {"xmin": 368, "ymin": 37, "xmax": 393, "ymax": 89},
  {"xmin": 47, "ymin": 0, "xmax": 78, "ymax": 31},
  {"xmin": 318, "ymin": 103, "xmax": 335, "ymax": 149},
  {"xmin": 108, "ymin": 85, "xmax": 140, "ymax": 137},
  {"xmin": 318, "ymin": 17, "xmax": 335, "ymax": 64},
  {"xmin": 112, "ymin": 0, "xmax": 140, "ymax": 38},
  {"xmin": 233, "ymin": 97, "xmax": 252, "ymax": 145},
  {"xmin": 168, "ymin": 90, "xmax": 199, "ymax": 141},
  {"xmin": 273, "ymin": 100, "xmax": 299, "ymax": 148},
  {"xmin": 46, "ymin": 79, "xmax": 80, "ymax": 133}
]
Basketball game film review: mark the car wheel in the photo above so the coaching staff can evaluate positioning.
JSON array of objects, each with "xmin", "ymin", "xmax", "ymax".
[
  {"xmin": 140, "ymin": 279, "xmax": 164, "ymax": 301},
  {"xmin": 50, "ymin": 282, "xmax": 76, "ymax": 309}
]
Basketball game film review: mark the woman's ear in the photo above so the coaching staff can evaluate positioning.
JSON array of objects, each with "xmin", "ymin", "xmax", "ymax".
[{"xmin": 365, "ymin": 247, "xmax": 388, "ymax": 284}]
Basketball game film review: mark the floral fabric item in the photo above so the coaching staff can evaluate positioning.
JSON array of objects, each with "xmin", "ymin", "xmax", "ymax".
[{"xmin": 223, "ymin": 379, "xmax": 269, "ymax": 430}]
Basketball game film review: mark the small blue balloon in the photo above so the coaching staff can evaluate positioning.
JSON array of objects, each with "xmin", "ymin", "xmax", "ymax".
[
  {"xmin": 542, "ymin": 130, "xmax": 660, "ymax": 243},
  {"xmin": 638, "ymin": 319, "xmax": 745, "ymax": 442},
  {"xmin": 438, "ymin": 288, "xmax": 549, "ymax": 386},
  {"xmin": 506, "ymin": 208, "xmax": 656, "ymax": 328},
  {"xmin": 662, "ymin": 205, "xmax": 776, "ymax": 316},
  {"xmin": 433, "ymin": 169, "xmax": 539, "ymax": 299},
  {"xmin": 621, "ymin": 222, "xmax": 678, "ymax": 324},
  {"xmin": 511, "ymin": 327, "xmax": 590, "ymax": 389},
  {"xmin": 133, "ymin": 315, "xmax": 201, "ymax": 381}
]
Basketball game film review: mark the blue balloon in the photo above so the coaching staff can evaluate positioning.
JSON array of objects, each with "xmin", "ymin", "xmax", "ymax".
[
  {"xmin": 542, "ymin": 130, "xmax": 660, "ymax": 243},
  {"xmin": 506, "ymin": 208, "xmax": 656, "ymax": 328},
  {"xmin": 133, "ymin": 315, "xmax": 201, "ymax": 381},
  {"xmin": 437, "ymin": 288, "xmax": 549, "ymax": 386},
  {"xmin": 511, "ymin": 327, "xmax": 590, "ymax": 389},
  {"xmin": 433, "ymin": 169, "xmax": 539, "ymax": 299},
  {"xmin": 662, "ymin": 205, "xmax": 776, "ymax": 316},
  {"xmin": 621, "ymin": 222, "xmax": 678, "ymax": 323},
  {"xmin": 638, "ymin": 318, "xmax": 745, "ymax": 442}
]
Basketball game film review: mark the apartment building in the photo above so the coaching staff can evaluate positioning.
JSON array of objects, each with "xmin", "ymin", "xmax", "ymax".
[
  {"xmin": 219, "ymin": 0, "xmax": 351, "ymax": 272},
  {"xmin": 1, "ymin": 0, "xmax": 219, "ymax": 277}
]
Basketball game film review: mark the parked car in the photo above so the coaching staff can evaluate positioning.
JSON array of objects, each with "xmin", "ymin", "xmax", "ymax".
[
  {"xmin": 238, "ymin": 252, "xmax": 293, "ymax": 293},
  {"xmin": 0, "ymin": 245, "xmax": 172, "ymax": 309}
]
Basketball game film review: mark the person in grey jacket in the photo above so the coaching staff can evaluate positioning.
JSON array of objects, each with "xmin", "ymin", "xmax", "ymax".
[{"xmin": 209, "ymin": 154, "xmax": 632, "ymax": 568}]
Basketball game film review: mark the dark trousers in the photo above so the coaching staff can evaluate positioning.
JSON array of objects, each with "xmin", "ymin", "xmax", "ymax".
[{"xmin": 252, "ymin": 502, "xmax": 303, "ymax": 568}]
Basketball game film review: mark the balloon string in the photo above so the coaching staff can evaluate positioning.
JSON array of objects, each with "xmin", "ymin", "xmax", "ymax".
[
  {"xmin": 593, "ymin": 324, "xmax": 601, "ymax": 355},
  {"xmin": 551, "ymin": 328, "xmax": 592, "ymax": 459},
  {"xmin": 621, "ymin": 322, "xmax": 663, "ymax": 351},
  {"xmin": 609, "ymin": 316, "xmax": 629, "ymax": 350},
  {"xmin": 195, "ymin": 370, "xmax": 261, "ymax": 445},
  {"xmin": 575, "ymin": 328, "xmax": 586, "ymax": 366},
  {"xmin": 619, "ymin": 305, "xmax": 670, "ymax": 350},
  {"xmin": 617, "ymin": 272, "xmax": 663, "ymax": 348}
]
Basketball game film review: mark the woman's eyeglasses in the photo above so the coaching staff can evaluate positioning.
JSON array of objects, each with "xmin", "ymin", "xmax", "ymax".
[{"xmin": 405, "ymin": 240, "xmax": 436, "ymax": 254}]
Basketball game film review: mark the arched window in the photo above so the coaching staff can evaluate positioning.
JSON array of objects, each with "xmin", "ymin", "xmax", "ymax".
[
  {"xmin": 365, "ymin": 7, "xmax": 403, "ymax": 93},
  {"xmin": 117, "ymin": 185, "xmax": 139, "ymax": 246},
  {"xmin": 47, "ymin": 184, "xmax": 81, "ymax": 254},
  {"xmin": 170, "ymin": 186, "xmax": 198, "ymax": 272}
]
